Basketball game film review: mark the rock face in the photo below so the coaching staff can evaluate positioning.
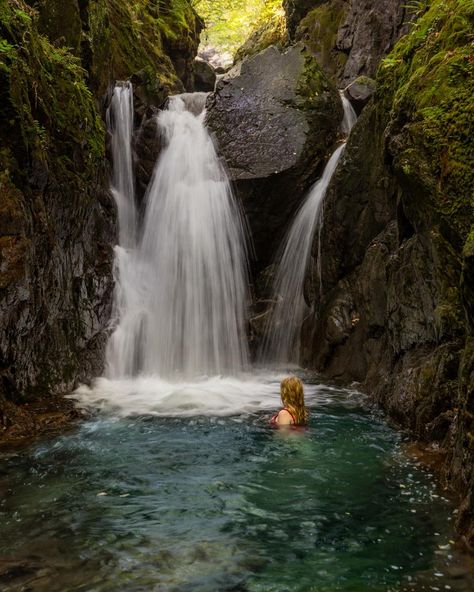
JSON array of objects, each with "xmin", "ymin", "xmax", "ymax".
[
  {"xmin": 206, "ymin": 45, "xmax": 342, "ymax": 272},
  {"xmin": 0, "ymin": 0, "xmax": 201, "ymax": 439},
  {"xmin": 287, "ymin": 0, "xmax": 411, "ymax": 85},
  {"xmin": 302, "ymin": 0, "xmax": 474, "ymax": 547},
  {"xmin": 284, "ymin": 0, "xmax": 322, "ymax": 36}
]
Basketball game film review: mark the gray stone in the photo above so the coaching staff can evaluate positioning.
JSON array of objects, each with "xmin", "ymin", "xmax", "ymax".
[
  {"xmin": 289, "ymin": 0, "xmax": 411, "ymax": 85},
  {"xmin": 206, "ymin": 44, "xmax": 342, "ymax": 271},
  {"xmin": 344, "ymin": 76, "xmax": 376, "ymax": 112}
]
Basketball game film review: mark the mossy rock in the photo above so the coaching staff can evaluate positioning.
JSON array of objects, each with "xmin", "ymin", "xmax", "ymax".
[
  {"xmin": 85, "ymin": 0, "xmax": 202, "ymax": 98},
  {"xmin": 295, "ymin": 0, "xmax": 348, "ymax": 83},
  {"xmin": 0, "ymin": 1, "xmax": 105, "ymax": 184},
  {"xmin": 35, "ymin": 0, "xmax": 82, "ymax": 55},
  {"xmin": 377, "ymin": 0, "xmax": 474, "ymax": 248}
]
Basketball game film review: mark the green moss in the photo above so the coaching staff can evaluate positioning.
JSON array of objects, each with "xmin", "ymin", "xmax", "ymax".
[
  {"xmin": 83, "ymin": 0, "xmax": 201, "ymax": 97},
  {"xmin": 296, "ymin": 0, "xmax": 348, "ymax": 82},
  {"xmin": 36, "ymin": 0, "xmax": 82, "ymax": 55},
  {"xmin": 87, "ymin": 0, "xmax": 179, "ymax": 96},
  {"xmin": 377, "ymin": 0, "xmax": 474, "ymax": 241},
  {"xmin": 0, "ymin": 0, "xmax": 105, "ymax": 184},
  {"xmin": 296, "ymin": 53, "xmax": 333, "ymax": 108},
  {"xmin": 463, "ymin": 225, "xmax": 474, "ymax": 258}
]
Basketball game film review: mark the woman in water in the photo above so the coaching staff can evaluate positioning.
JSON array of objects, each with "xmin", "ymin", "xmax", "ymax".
[{"xmin": 271, "ymin": 376, "xmax": 308, "ymax": 427}]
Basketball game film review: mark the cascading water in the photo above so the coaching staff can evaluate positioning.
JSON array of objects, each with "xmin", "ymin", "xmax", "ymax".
[
  {"xmin": 260, "ymin": 93, "xmax": 357, "ymax": 365},
  {"xmin": 106, "ymin": 83, "xmax": 137, "ymax": 248},
  {"xmin": 106, "ymin": 90, "xmax": 249, "ymax": 379}
]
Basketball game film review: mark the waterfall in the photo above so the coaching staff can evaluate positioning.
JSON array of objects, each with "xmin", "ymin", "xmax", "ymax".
[
  {"xmin": 106, "ymin": 90, "xmax": 249, "ymax": 379},
  {"xmin": 107, "ymin": 83, "xmax": 137, "ymax": 248},
  {"xmin": 340, "ymin": 93, "xmax": 358, "ymax": 136},
  {"xmin": 260, "ymin": 93, "xmax": 357, "ymax": 365}
]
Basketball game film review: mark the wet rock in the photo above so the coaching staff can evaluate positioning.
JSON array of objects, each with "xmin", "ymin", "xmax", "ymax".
[
  {"xmin": 206, "ymin": 44, "xmax": 342, "ymax": 271},
  {"xmin": 134, "ymin": 109, "xmax": 161, "ymax": 201},
  {"xmin": 290, "ymin": 0, "xmax": 411, "ymax": 85},
  {"xmin": 194, "ymin": 57, "xmax": 216, "ymax": 92},
  {"xmin": 344, "ymin": 76, "xmax": 376, "ymax": 113},
  {"xmin": 301, "ymin": 0, "xmax": 474, "ymax": 544},
  {"xmin": 0, "ymin": 0, "xmax": 203, "ymax": 443}
]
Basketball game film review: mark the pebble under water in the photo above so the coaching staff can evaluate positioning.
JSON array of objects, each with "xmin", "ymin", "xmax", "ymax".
[{"xmin": 0, "ymin": 374, "xmax": 472, "ymax": 592}]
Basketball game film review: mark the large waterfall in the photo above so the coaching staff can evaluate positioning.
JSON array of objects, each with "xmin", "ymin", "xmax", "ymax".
[
  {"xmin": 260, "ymin": 94, "xmax": 357, "ymax": 364},
  {"xmin": 106, "ymin": 89, "xmax": 249, "ymax": 379}
]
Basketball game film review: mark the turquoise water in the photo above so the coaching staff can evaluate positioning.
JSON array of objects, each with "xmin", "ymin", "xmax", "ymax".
[{"xmin": 0, "ymin": 376, "xmax": 471, "ymax": 591}]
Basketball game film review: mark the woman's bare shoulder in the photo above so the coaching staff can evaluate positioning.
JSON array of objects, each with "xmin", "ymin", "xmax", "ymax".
[{"xmin": 276, "ymin": 409, "xmax": 293, "ymax": 425}]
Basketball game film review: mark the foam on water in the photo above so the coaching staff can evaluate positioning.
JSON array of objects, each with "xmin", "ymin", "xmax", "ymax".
[{"xmin": 70, "ymin": 372, "xmax": 351, "ymax": 418}]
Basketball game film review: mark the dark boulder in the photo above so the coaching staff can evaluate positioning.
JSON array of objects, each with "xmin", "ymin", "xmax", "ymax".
[
  {"xmin": 206, "ymin": 44, "xmax": 342, "ymax": 272},
  {"xmin": 194, "ymin": 57, "xmax": 216, "ymax": 91}
]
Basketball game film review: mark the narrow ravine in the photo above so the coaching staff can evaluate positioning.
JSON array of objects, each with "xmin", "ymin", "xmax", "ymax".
[
  {"xmin": 1, "ymin": 88, "xmax": 473, "ymax": 592},
  {"xmin": 260, "ymin": 93, "xmax": 357, "ymax": 364},
  {"xmin": 0, "ymin": 1, "xmax": 472, "ymax": 588}
]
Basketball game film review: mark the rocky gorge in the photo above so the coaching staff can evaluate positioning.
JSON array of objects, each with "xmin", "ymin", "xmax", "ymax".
[
  {"xmin": 206, "ymin": 0, "xmax": 474, "ymax": 549},
  {"xmin": 0, "ymin": 0, "xmax": 473, "ymax": 556}
]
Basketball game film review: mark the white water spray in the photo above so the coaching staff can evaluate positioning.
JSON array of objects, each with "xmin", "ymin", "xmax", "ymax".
[
  {"xmin": 106, "ymin": 91, "xmax": 249, "ymax": 379},
  {"xmin": 260, "ymin": 93, "xmax": 357, "ymax": 364}
]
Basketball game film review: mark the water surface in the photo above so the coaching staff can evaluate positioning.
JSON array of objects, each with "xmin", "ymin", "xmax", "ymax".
[{"xmin": 0, "ymin": 374, "xmax": 471, "ymax": 591}]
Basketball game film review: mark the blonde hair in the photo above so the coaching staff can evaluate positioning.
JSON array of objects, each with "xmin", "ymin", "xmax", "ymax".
[{"xmin": 280, "ymin": 376, "xmax": 308, "ymax": 425}]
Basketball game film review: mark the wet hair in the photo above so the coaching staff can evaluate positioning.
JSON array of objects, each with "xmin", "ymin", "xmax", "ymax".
[{"xmin": 280, "ymin": 376, "xmax": 308, "ymax": 425}]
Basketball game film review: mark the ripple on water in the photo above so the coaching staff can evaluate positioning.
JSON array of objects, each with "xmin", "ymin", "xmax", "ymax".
[{"xmin": 0, "ymin": 373, "xmax": 472, "ymax": 592}]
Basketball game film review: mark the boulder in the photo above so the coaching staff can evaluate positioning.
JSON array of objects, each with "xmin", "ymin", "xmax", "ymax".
[
  {"xmin": 206, "ymin": 45, "xmax": 342, "ymax": 272},
  {"xmin": 194, "ymin": 57, "xmax": 216, "ymax": 92},
  {"xmin": 344, "ymin": 76, "xmax": 376, "ymax": 113}
]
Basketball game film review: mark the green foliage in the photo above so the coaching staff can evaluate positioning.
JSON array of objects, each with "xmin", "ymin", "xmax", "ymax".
[
  {"xmin": 296, "ymin": 54, "xmax": 331, "ymax": 107},
  {"xmin": 234, "ymin": 5, "xmax": 287, "ymax": 62},
  {"xmin": 0, "ymin": 0, "xmax": 105, "ymax": 184},
  {"xmin": 378, "ymin": 0, "xmax": 474, "ymax": 242},
  {"xmin": 195, "ymin": 0, "xmax": 284, "ymax": 56}
]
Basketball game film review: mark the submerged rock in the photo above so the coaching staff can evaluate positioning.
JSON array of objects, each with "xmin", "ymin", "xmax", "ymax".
[{"xmin": 206, "ymin": 44, "xmax": 342, "ymax": 271}]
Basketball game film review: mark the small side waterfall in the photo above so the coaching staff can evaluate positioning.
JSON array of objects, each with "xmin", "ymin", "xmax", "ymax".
[
  {"xmin": 107, "ymin": 83, "xmax": 137, "ymax": 248},
  {"xmin": 106, "ymin": 90, "xmax": 249, "ymax": 379},
  {"xmin": 260, "ymin": 93, "xmax": 357, "ymax": 365}
]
